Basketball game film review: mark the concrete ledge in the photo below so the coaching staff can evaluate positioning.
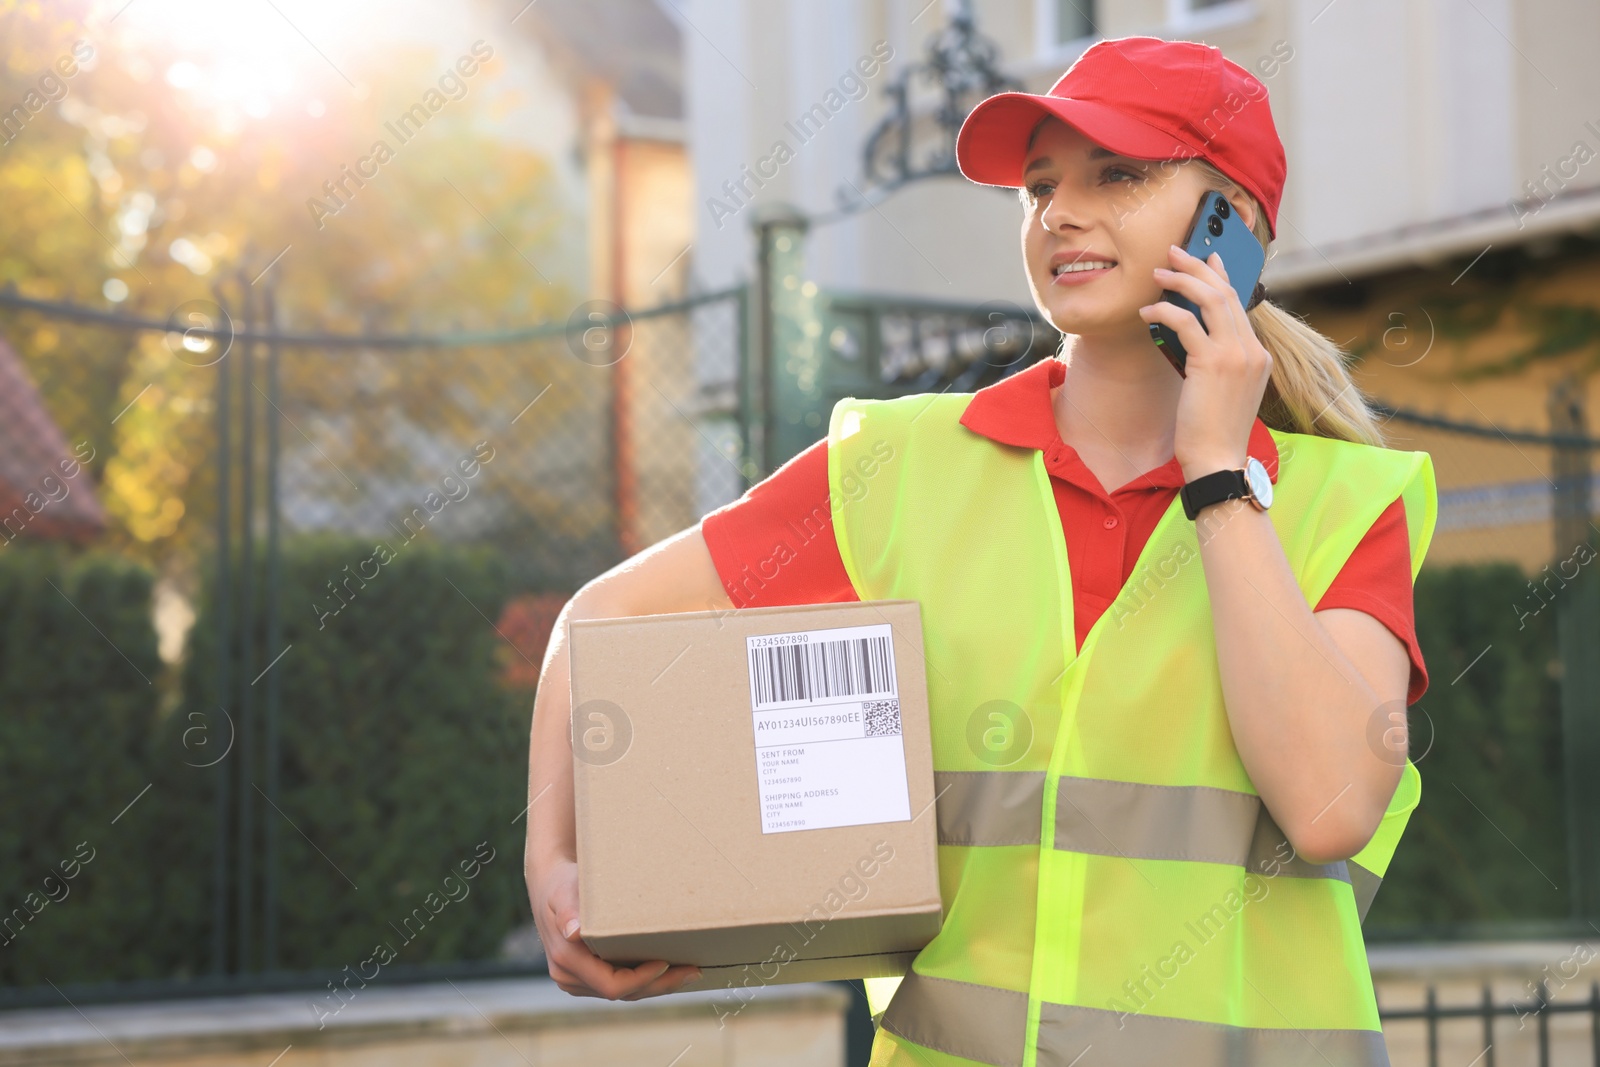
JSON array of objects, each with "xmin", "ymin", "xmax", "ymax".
[
  {"xmin": 0, "ymin": 976, "xmax": 853, "ymax": 1067},
  {"xmin": 1368, "ymin": 939, "xmax": 1600, "ymax": 982}
]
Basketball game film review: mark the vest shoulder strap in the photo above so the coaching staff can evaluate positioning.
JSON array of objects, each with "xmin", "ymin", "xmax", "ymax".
[
  {"xmin": 1267, "ymin": 428, "xmax": 1438, "ymax": 596},
  {"xmin": 828, "ymin": 392, "xmax": 970, "ymax": 452},
  {"xmin": 828, "ymin": 392, "xmax": 975, "ymax": 595}
]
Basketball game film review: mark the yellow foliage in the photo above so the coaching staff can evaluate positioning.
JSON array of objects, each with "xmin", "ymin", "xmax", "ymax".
[{"xmin": 0, "ymin": 10, "xmax": 583, "ymax": 571}]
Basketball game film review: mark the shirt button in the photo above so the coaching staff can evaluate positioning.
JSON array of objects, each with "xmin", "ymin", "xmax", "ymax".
[{"xmin": 1103, "ymin": 515, "xmax": 1119, "ymax": 530}]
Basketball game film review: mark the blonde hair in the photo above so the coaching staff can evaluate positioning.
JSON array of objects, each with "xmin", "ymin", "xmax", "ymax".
[{"xmin": 1180, "ymin": 158, "xmax": 1386, "ymax": 447}]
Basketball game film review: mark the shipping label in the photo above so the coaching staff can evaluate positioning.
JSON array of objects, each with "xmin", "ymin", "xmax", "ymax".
[{"xmin": 745, "ymin": 622, "xmax": 910, "ymax": 834}]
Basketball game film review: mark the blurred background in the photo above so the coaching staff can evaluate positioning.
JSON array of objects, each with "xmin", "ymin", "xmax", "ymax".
[{"xmin": 1, "ymin": 0, "xmax": 1598, "ymax": 1063}]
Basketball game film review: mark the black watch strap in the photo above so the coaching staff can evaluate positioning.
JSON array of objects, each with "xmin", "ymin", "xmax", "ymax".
[{"xmin": 1181, "ymin": 468, "xmax": 1250, "ymax": 520}]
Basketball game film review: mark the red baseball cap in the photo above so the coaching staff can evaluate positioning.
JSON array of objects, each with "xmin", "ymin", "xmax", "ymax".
[{"xmin": 954, "ymin": 36, "xmax": 1286, "ymax": 240}]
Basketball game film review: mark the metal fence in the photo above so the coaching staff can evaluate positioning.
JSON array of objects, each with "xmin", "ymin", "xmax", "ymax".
[
  {"xmin": 1380, "ymin": 979, "xmax": 1600, "ymax": 1066},
  {"xmin": 219, "ymin": 280, "xmax": 751, "ymax": 591},
  {"xmin": 0, "ymin": 276, "xmax": 751, "ymax": 1000}
]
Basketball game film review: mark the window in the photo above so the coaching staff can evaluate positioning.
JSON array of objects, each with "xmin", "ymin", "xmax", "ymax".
[
  {"xmin": 1035, "ymin": 0, "xmax": 1255, "ymax": 61},
  {"xmin": 1033, "ymin": 0, "xmax": 1096, "ymax": 57},
  {"xmin": 1165, "ymin": 0, "xmax": 1258, "ymax": 31},
  {"xmin": 1051, "ymin": 0, "xmax": 1096, "ymax": 45}
]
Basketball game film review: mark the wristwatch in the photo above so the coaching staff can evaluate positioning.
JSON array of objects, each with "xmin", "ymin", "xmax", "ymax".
[{"xmin": 1180, "ymin": 456, "xmax": 1273, "ymax": 520}]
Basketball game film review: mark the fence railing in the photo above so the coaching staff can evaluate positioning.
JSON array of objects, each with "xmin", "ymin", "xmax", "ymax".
[{"xmin": 1379, "ymin": 979, "xmax": 1600, "ymax": 1067}]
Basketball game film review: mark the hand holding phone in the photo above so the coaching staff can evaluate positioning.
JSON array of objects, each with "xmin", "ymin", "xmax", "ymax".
[{"xmin": 1147, "ymin": 191, "xmax": 1265, "ymax": 377}]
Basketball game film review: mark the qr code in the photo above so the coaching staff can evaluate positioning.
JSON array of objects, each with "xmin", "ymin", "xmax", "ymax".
[{"xmin": 863, "ymin": 699, "xmax": 902, "ymax": 737}]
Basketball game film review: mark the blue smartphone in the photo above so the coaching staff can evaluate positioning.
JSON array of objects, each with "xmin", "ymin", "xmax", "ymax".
[{"xmin": 1148, "ymin": 190, "xmax": 1265, "ymax": 377}]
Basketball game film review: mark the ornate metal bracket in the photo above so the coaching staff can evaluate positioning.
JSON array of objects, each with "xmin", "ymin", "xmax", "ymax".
[{"xmin": 825, "ymin": 0, "xmax": 1023, "ymax": 222}]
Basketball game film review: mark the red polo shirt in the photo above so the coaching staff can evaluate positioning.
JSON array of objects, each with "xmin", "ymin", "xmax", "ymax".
[{"xmin": 702, "ymin": 357, "xmax": 1428, "ymax": 705}]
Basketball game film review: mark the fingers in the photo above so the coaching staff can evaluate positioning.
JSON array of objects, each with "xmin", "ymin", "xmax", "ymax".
[
  {"xmin": 562, "ymin": 956, "xmax": 701, "ymax": 1001},
  {"xmin": 1202, "ymin": 251, "xmax": 1253, "ymax": 336},
  {"xmin": 548, "ymin": 940, "xmax": 661, "ymax": 999},
  {"xmin": 1209, "ymin": 250, "xmax": 1230, "ymax": 282},
  {"xmin": 1140, "ymin": 299, "xmax": 1211, "ymax": 360},
  {"xmin": 544, "ymin": 917, "xmax": 703, "ymax": 1000},
  {"xmin": 1167, "ymin": 243, "xmax": 1227, "ymax": 287},
  {"xmin": 1144, "ymin": 246, "xmax": 1266, "ymax": 367},
  {"xmin": 537, "ymin": 873, "xmax": 625, "ymax": 998},
  {"xmin": 619, "ymin": 963, "xmax": 705, "ymax": 1001},
  {"xmin": 543, "ymin": 914, "xmax": 621, "ymax": 996},
  {"xmin": 1192, "ymin": 251, "xmax": 1271, "ymax": 376},
  {"xmin": 547, "ymin": 875, "xmax": 580, "ymax": 942},
  {"xmin": 534, "ymin": 861, "xmax": 703, "ymax": 1002},
  {"xmin": 1152, "ymin": 248, "xmax": 1239, "ymax": 342}
]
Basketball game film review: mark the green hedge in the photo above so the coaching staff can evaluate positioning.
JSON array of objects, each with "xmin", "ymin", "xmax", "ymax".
[
  {"xmin": 0, "ymin": 546, "xmax": 163, "ymax": 985},
  {"xmin": 0, "ymin": 537, "xmax": 534, "ymax": 988},
  {"xmin": 150, "ymin": 535, "xmax": 534, "ymax": 978},
  {"xmin": 0, "ymin": 547, "xmax": 1577, "ymax": 987},
  {"xmin": 1365, "ymin": 562, "xmax": 1571, "ymax": 934}
]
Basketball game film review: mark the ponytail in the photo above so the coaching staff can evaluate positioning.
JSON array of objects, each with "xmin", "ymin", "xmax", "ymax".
[{"xmin": 1187, "ymin": 159, "xmax": 1387, "ymax": 448}]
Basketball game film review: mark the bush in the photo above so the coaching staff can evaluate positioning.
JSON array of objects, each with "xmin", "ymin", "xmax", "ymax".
[
  {"xmin": 1366, "ymin": 561, "xmax": 1570, "ymax": 934},
  {"xmin": 150, "ymin": 535, "xmax": 535, "ymax": 978},
  {"xmin": 0, "ymin": 545, "xmax": 163, "ymax": 985}
]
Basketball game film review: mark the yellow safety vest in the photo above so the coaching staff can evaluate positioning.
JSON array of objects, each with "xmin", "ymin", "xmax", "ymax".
[{"xmin": 826, "ymin": 387, "xmax": 1437, "ymax": 1067}]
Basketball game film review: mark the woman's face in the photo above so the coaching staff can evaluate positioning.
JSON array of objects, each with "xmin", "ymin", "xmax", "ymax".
[{"xmin": 1018, "ymin": 116, "xmax": 1250, "ymax": 338}]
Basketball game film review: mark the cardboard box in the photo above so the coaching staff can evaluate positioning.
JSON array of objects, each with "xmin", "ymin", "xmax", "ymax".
[{"xmin": 568, "ymin": 599, "xmax": 943, "ymax": 995}]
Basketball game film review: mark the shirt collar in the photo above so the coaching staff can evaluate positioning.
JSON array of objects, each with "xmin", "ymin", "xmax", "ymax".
[{"xmin": 957, "ymin": 357, "xmax": 1280, "ymax": 486}]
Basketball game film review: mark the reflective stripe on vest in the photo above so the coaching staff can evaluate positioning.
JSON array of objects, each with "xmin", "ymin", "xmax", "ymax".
[
  {"xmin": 829, "ymin": 389, "xmax": 1437, "ymax": 1067},
  {"xmin": 934, "ymin": 769, "xmax": 1385, "ymax": 921},
  {"xmin": 881, "ymin": 969, "xmax": 1391, "ymax": 1067}
]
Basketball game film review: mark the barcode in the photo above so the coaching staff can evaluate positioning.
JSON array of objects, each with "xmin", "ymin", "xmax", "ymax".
[{"xmin": 749, "ymin": 635, "xmax": 894, "ymax": 707}]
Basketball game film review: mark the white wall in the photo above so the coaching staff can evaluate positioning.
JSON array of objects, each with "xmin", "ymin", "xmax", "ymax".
[{"xmin": 1288, "ymin": 0, "xmax": 1515, "ymax": 248}]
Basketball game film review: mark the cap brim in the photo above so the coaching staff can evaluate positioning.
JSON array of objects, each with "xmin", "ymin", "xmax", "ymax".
[{"xmin": 955, "ymin": 94, "xmax": 1202, "ymax": 187}]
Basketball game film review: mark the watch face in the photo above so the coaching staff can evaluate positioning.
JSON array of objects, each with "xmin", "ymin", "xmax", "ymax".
[{"xmin": 1244, "ymin": 456, "xmax": 1273, "ymax": 508}]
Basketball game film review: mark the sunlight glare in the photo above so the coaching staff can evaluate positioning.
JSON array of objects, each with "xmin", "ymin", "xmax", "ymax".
[{"xmin": 100, "ymin": 0, "xmax": 395, "ymax": 114}]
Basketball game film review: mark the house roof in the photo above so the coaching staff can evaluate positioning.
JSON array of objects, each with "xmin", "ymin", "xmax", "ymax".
[
  {"xmin": 0, "ymin": 336, "xmax": 106, "ymax": 544},
  {"xmin": 519, "ymin": 0, "xmax": 683, "ymax": 120}
]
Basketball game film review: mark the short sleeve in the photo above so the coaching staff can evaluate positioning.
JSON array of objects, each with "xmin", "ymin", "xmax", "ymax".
[
  {"xmin": 699, "ymin": 437, "xmax": 859, "ymax": 609},
  {"xmin": 1313, "ymin": 497, "xmax": 1428, "ymax": 705}
]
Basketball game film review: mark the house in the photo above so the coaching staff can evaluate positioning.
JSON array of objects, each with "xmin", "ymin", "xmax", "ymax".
[{"xmin": 0, "ymin": 338, "xmax": 105, "ymax": 548}]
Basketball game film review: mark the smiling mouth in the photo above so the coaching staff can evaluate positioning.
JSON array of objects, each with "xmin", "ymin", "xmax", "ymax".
[{"xmin": 1051, "ymin": 260, "xmax": 1117, "ymax": 278}]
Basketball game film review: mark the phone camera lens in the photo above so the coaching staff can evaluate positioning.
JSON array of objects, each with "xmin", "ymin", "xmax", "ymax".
[
  {"xmin": 1207, "ymin": 215, "xmax": 1224, "ymax": 237},
  {"xmin": 1214, "ymin": 198, "xmax": 1231, "ymax": 219}
]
